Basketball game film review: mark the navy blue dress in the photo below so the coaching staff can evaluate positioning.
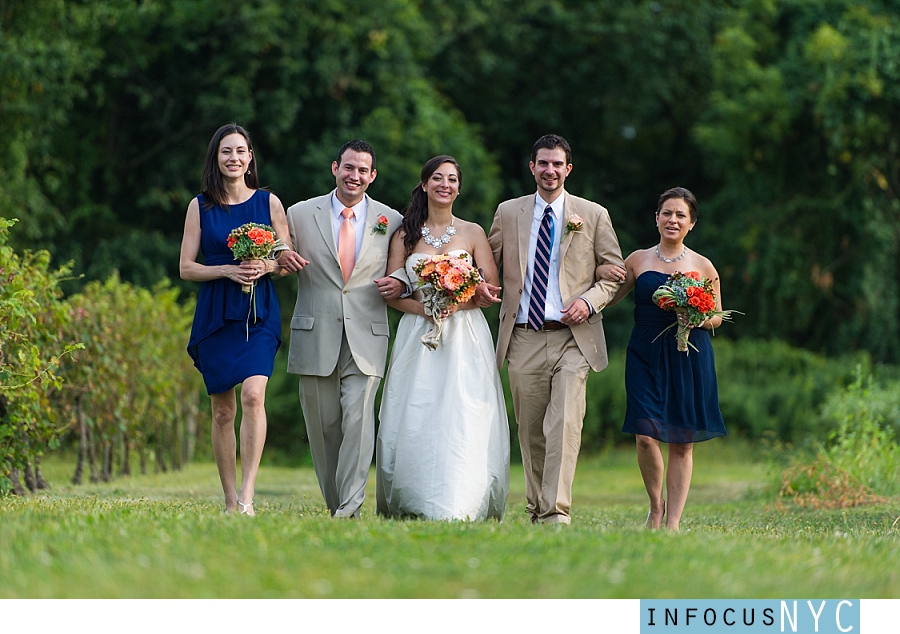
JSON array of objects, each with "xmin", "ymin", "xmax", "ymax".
[
  {"xmin": 187, "ymin": 190, "xmax": 281, "ymax": 395},
  {"xmin": 622, "ymin": 270, "xmax": 726, "ymax": 444}
]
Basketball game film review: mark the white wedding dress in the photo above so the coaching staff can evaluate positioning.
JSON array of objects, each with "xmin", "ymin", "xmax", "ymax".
[{"xmin": 376, "ymin": 250, "xmax": 510, "ymax": 521}]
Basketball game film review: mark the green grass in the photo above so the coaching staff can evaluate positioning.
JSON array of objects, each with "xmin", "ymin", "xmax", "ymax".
[{"xmin": 2, "ymin": 439, "xmax": 898, "ymax": 598}]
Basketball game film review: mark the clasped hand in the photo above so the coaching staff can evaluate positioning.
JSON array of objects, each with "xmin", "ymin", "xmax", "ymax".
[
  {"xmin": 235, "ymin": 259, "xmax": 269, "ymax": 285},
  {"xmin": 677, "ymin": 311, "xmax": 701, "ymax": 329},
  {"xmin": 473, "ymin": 281, "xmax": 502, "ymax": 308},
  {"xmin": 277, "ymin": 250, "xmax": 310, "ymax": 273}
]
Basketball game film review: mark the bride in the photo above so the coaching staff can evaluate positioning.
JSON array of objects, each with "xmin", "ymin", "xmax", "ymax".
[{"xmin": 376, "ymin": 155, "xmax": 510, "ymax": 521}]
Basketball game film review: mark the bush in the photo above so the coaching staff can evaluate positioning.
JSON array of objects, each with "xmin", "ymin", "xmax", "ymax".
[
  {"xmin": 817, "ymin": 368, "xmax": 900, "ymax": 496},
  {"xmin": 0, "ymin": 218, "xmax": 81, "ymax": 493}
]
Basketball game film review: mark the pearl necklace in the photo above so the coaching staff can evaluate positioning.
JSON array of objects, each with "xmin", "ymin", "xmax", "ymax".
[
  {"xmin": 422, "ymin": 220, "xmax": 456, "ymax": 248},
  {"xmin": 655, "ymin": 244, "xmax": 686, "ymax": 263}
]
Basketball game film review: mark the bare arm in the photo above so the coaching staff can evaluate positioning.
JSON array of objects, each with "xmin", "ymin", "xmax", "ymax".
[
  {"xmin": 384, "ymin": 231, "xmax": 427, "ymax": 317},
  {"xmin": 701, "ymin": 262, "xmax": 724, "ymax": 330},
  {"xmin": 269, "ymin": 194, "xmax": 309, "ymax": 275},
  {"xmin": 179, "ymin": 198, "xmax": 261, "ymax": 286}
]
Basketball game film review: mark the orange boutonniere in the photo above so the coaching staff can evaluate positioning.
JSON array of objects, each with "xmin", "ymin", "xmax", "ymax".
[{"xmin": 372, "ymin": 214, "xmax": 389, "ymax": 235}]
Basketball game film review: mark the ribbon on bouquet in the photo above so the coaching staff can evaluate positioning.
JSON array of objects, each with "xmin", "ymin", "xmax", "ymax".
[
  {"xmin": 244, "ymin": 280, "xmax": 258, "ymax": 341},
  {"xmin": 419, "ymin": 285, "xmax": 452, "ymax": 350}
]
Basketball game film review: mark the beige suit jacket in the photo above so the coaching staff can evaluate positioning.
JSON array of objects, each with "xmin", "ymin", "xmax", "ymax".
[
  {"xmin": 285, "ymin": 192, "xmax": 402, "ymax": 378},
  {"xmin": 488, "ymin": 191, "xmax": 624, "ymax": 372}
]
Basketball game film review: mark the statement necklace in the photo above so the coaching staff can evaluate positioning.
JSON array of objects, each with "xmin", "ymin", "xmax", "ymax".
[
  {"xmin": 655, "ymin": 244, "xmax": 686, "ymax": 263},
  {"xmin": 422, "ymin": 219, "xmax": 456, "ymax": 248}
]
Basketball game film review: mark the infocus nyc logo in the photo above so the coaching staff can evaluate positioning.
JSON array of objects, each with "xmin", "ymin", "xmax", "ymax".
[{"xmin": 640, "ymin": 599, "xmax": 859, "ymax": 633}]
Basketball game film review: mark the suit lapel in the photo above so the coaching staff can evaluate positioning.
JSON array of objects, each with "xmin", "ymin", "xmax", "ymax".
[
  {"xmin": 559, "ymin": 192, "xmax": 575, "ymax": 264},
  {"xmin": 313, "ymin": 195, "xmax": 339, "ymax": 264},
  {"xmin": 355, "ymin": 196, "xmax": 380, "ymax": 269},
  {"xmin": 516, "ymin": 197, "xmax": 533, "ymax": 282}
]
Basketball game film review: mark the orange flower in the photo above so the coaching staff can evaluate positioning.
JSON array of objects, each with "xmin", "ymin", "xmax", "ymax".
[
  {"xmin": 419, "ymin": 261, "xmax": 436, "ymax": 277},
  {"xmin": 457, "ymin": 286, "xmax": 476, "ymax": 303},
  {"xmin": 685, "ymin": 271, "xmax": 701, "ymax": 280},
  {"xmin": 435, "ymin": 260, "xmax": 451, "ymax": 275},
  {"xmin": 442, "ymin": 268, "xmax": 465, "ymax": 291},
  {"xmin": 657, "ymin": 296, "xmax": 676, "ymax": 309}
]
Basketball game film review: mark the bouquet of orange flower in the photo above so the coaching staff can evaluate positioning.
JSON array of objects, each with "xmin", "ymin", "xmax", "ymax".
[
  {"xmin": 651, "ymin": 271, "xmax": 739, "ymax": 353},
  {"xmin": 412, "ymin": 253, "xmax": 480, "ymax": 349},
  {"xmin": 227, "ymin": 222, "xmax": 283, "ymax": 293}
]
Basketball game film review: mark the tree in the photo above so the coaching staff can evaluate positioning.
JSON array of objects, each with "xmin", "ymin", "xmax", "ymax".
[{"xmin": 694, "ymin": 0, "xmax": 900, "ymax": 360}]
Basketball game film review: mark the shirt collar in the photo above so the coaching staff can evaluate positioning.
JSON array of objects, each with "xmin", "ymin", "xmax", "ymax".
[
  {"xmin": 331, "ymin": 191, "xmax": 367, "ymax": 218},
  {"xmin": 535, "ymin": 191, "xmax": 565, "ymax": 220}
]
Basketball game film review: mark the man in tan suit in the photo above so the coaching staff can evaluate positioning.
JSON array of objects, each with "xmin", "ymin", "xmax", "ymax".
[
  {"xmin": 482, "ymin": 134, "xmax": 624, "ymax": 524},
  {"xmin": 285, "ymin": 140, "xmax": 404, "ymax": 518}
]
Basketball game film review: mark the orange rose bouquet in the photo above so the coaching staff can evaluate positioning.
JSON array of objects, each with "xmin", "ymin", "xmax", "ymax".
[
  {"xmin": 412, "ymin": 253, "xmax": 480, "ymax": 349},
  {"xmin": 651, "ymin": 271, "xmax": 739, "ymax": 353},
  {"xmin": 227, "ymin": 222, "xmax": 283, "ymax": 293}
]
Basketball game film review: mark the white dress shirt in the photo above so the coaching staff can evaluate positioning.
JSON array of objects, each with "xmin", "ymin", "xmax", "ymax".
[
  {"xmin": 331, "ymin": 191, "xmax": 367, "ymax": 259},
  {"xmin": 516, "ymin": 192, "xmax": 566, "ymax": 324}
]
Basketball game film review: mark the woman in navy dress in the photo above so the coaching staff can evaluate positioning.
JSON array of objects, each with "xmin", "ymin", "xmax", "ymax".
[
  {"xmin": 179, "ymin": 123, "xmax": 307, "ymax": 515},
  {"xmin": 599, "ymin": 187, "xmax": 727, "ymax": 530}
]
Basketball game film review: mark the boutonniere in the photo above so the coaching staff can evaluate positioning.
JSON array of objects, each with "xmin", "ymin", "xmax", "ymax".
[
  {"xmin": 565, "ymin": 214, "xmax": 583, "ymax": 236},
  {"xmin": 372, "ymin": 214, "xmax": 389, "ymax": 235}
]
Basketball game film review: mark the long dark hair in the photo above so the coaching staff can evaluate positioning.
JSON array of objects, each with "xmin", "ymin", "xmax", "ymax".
[
  {"xmin": 401, "ymin": 155, "xmax": 462, "ymax": 258},
  {"xmin": 656, "ymin": 186, "xmax": 698, "ymax": 223},
  {"xmin": 200, "ymin": 123, "xmax": 259, "ymax": 210}
]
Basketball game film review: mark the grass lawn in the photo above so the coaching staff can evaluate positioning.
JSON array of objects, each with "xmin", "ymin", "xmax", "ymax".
[{"xmin": 1, "ymin": 437, "xmax": 898, "ymax": 599}]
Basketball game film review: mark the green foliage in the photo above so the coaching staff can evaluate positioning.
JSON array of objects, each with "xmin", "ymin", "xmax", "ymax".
[
  {"xmin": 19, "ymin": 0, "xmax": 499, "ymax": 289},
  {"xmin": 713, "ymin": 339, "xmax": 868, "ymax": 441},
  {"xmin": 0, "ymin": 0, "xmax": 101, "ymax": 243},
  {"xmin": 60, "ymin": 273, "xmax": 202, "ymax": 482},
  {"xmin": 2, "ymin": 449, "xmax": 898, "ymax": 598},
  {"xmin": 695, "ymin": 0, "xmax": 900, "ymax": 361},
  {"xmin": 818, "ymin": 368, "xmax": 900, "ymax": 496},
  {"xmin": 0, "ymin": 217, "xmax": 81, "ymax": 490},
  {"xmin": 1, "ymin": 218, "xmax": 201, "ymax": 491}
]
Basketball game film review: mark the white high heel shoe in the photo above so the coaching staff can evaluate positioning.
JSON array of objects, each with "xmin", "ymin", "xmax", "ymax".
[{"xmin": 237, "ymin": 489, "xmax": 255, "ymax": 516}]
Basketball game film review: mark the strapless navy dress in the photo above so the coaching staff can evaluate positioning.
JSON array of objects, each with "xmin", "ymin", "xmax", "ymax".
[
  {"xmin": 186, "ymin": 190, "xmax": 280, "ymax": 395},
  {"xmin": 621, "ymin": 270, "xmax": 726, "ymax": 443}
]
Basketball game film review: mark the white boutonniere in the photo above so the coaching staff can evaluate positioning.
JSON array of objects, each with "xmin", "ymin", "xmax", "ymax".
[{"xmin": 565, "ymin": 214, "xmax": 584, "ymax": 236}]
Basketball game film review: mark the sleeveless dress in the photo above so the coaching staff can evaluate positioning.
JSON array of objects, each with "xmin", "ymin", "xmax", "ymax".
[
  {"xmin": 186, "ymin": 190, "xmax": 281, "ymax": 395},
  {"xmin": 621, "ymin": 270, "xmax": 726, "ymax": 443},
  {"xmin": 376, "ymin": 250, "xmax": 510, "ymax": 521}
]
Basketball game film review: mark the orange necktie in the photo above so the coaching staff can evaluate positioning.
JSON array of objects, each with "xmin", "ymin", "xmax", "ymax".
[{"xmin": 338, "ymin": 207, "xmax": 356, "ymax": 283}]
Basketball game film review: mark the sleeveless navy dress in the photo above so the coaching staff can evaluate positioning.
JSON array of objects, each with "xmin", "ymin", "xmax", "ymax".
[
  {"xmin": 187, "ymin": 190, "xmax": 281, "ymax": 395},
  {"xmin": 621, "ymin": 270, "xmax": 726, "ymax": 443}
]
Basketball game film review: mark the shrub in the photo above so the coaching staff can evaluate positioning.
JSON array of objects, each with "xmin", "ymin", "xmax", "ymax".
[
  {"xmin": 0, "ymin": 218, "xmax": 81, "ymax": 493},
  {"xmin": 817, "ymin": 369, "xmax": 900, "ymax": 496}
]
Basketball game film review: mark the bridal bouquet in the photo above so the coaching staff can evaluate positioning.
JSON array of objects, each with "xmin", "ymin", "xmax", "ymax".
[
  {"xmin": 412, "ymin": 253, "xmax": 480, "ymax": 349},
  {"xmin": 227, "ymin": 222, "xmax": 283, "ymax": 293},
  {"xmin": 651, "ymin": 271, "xmax": 739, "ymax": 353}
]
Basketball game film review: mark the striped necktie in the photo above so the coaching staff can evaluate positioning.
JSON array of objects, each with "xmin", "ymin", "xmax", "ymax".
[{"xmin": 527, "ymin": 206, "xmax": 554, "ymax": 330}]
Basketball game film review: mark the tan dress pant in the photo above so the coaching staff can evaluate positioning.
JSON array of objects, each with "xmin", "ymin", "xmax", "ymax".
[
  {"xmin": 299, "ymin": 333, "xmax": 380, "ymax": 518},
  {"xmin": 507, "ymin": 326, "xmax": 590, "ymax": 524}
]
